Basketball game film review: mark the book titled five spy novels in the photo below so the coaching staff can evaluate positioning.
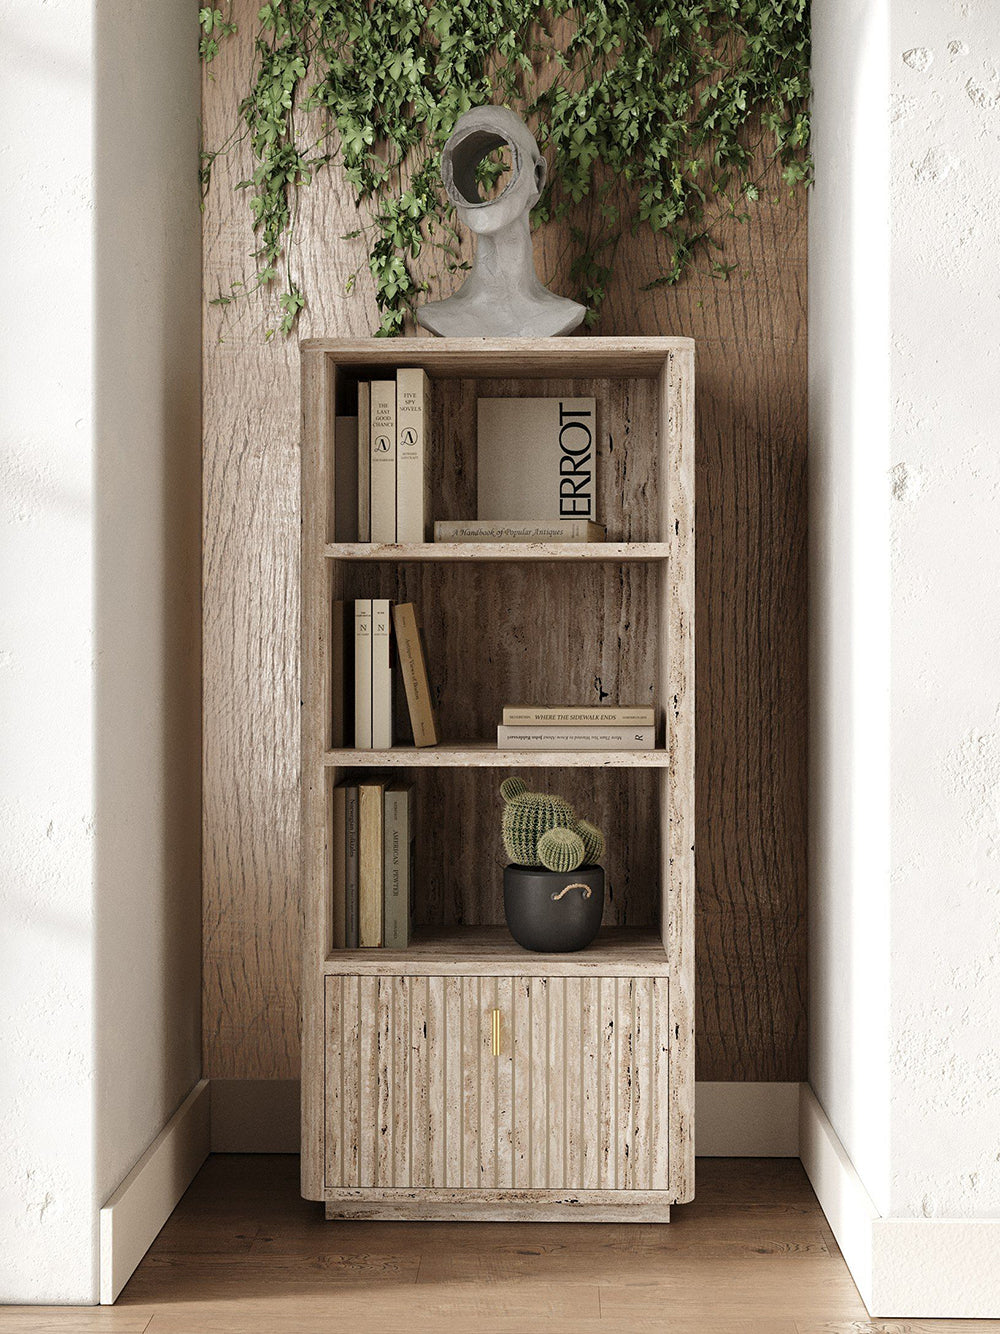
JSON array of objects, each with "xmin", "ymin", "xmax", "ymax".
[
  {"xmin": 497, "ymin": 724, "xmax": 656, "ymax": 751},
  {"xmin": 383, "ymin": 782, "xmax": 415, "ymax": 949},
  {"xmin": 434, "ymin": 519, "xmax": 606, "ymax": 543},
  {"xmin": 502, "ymin": 705, "xmax": 655, "ymax": 727},
  {"xmin": 370, "ymin": 380, "xmax": 397, "ymax": 542},
  {"xmin": 396, "ymin": 368, "xmax": 431, "ymax": 543},
  {"xmin": 477, "ymin": 396, "xmax": 597, "ymax": 526}
]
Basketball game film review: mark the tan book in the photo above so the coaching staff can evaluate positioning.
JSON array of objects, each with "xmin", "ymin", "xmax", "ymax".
[
  {"xmin": 497, "ymin": 724, "xmax": 655, "ymax": 750},
  {"xmin": 370, "ymin": 379, "xmax": 396, "ymax": 542},
  {"xmin": 392, "ymin": 602, "xmax": 439, "ymax": 747},
  {"xmin": 434, "ymin": 519, "xmax": 606, "ymax": 543},
  {"xmin": 354, "ymin": 599, "xmax": 372, "ymax": 749},
  {"xmin": 478, "ymin": 396, "xmax": 597, "ymax": 523},
  {"xmin": 330, "ymin": 782, "xmax": 347, "ymax": 949},
  {"xmin": 359, "ymin": 779, "xmax": 388, "ymax": 946},
  {"xmin": 357, "ymin": 383, "xmax": 370, "ymax": 541},
  {"xmin": 396, "ymin": 368, "xmax": 431, "ymax": 543},
  {"xmin": 383, "ymin": 782, "xmax": 414, "ymax": 949},
  {"xmin": 371, "ymin": 598, "xmax": 393, "ymax": 751},
  {"xmin": 334, "ymin": 416, "xmax": 358, "ymax": 542},
  {"xmin": 502, "ymin": 705, "xmax": 655, "ymax": 727}
]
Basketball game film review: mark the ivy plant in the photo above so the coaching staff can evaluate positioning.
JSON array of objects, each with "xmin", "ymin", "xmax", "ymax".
[{"xmin": 201, "ymin": 1, "xmax": 811, "ymax": 337}]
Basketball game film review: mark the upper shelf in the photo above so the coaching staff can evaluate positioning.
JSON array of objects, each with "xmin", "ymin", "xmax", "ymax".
[{"xmin": 324, "ymin": 542, "xmax": 670, "ymax": 563}]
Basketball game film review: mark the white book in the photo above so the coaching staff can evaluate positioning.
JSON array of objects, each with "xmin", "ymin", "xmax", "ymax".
[
  {"xmin": 354, "ymin": 599, "xmax": 373, "ymax": 749},
  {"xmin": 357, "ymin": 382, "xmax": 370, "ymax": 542},
  {"xmin": 396, "ymin": 368, "xmax": 431, "ymax": 543},
  {"xmin": 370, "ymin": 379, "xmax": 397, "ymax": 542},
  {"xmin": 497, "ymin": 724, "xmax": 655, "ymax": 751},
  {"xmin": 434, "ymin": 519, "xmax": 605, "ymax": 543},
  {"xmin": 502, "ymin": 705, "xmax": 655, "ymax": 727},
  {"xmin": 478, "ymin": 396, "xmax": 597, "ymax": 524},
  {"xmin": 383, "ymin": 782, "xmax": 414, "ymax": 949},
  {"xmin": 371, "ymin": 598, "xmax": 393, "ymax": 751}
]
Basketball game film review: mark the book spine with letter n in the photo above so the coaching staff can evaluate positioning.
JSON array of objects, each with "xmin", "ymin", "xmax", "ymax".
[
  {"xmin": 371, "ymin": 598, "xmax": 393, "ymax": 750},
  {"xmin": 396, "ymin": 368, "xmax": 431, "ymax": 543},
  {"xmin": 359, "ymin": 779, "xmax": 387, "ymax": 946},
  {"xmin": 354, "ymin": 599, "xmax": 372, "ymax": 749},
  {"xmin": 370, "ymin": 379, "xmax": 396, "ymax": 542},
  {"xmin": 383, "ymin": 782, "xmax": 414, "ymax": 949}
]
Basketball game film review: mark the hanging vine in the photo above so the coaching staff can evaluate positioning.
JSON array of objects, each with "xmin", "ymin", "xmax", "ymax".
[{"xmin": 199, "ymin": 1, "xmax": 811, "ymax": 336}]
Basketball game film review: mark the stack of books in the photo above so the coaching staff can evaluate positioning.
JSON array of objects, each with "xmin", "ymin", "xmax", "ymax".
[
  {"xmin": 497, "ymin": 705, "xmax": 656, "ymax": 751},
  {"xmin": 332, "ymin": 600, "xmax": 438, "ymax": 750},
  {"xmin": 334, "ymin": 369, "xmax": 431, "ymax": 543},
  {"xmin": 435, "ymin": 394, "xmax": 605, "ymax": 544},
  {"xmin": 331, "ymin": 779, "xmax": 415, "ymax": 948}
]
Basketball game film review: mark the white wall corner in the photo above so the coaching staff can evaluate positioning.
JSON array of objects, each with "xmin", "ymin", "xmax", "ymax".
[{"xmin": 99, "ymin": 1079, "xmax": 210, "ymax": 1305}]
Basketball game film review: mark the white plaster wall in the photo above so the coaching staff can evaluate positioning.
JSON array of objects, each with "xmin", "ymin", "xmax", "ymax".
[{"xmin": 0, "ymin": 0, "xmax": 200, "ymax": 1302}]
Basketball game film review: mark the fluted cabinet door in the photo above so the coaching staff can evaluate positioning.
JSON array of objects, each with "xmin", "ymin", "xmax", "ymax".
[{"xmin": 325, "ymin": 973, "xmax": 669, "ymax": 1193}]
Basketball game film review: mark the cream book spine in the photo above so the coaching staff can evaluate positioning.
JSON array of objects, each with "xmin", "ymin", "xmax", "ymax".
[
  {"xmin": 391, "ymin": 602, "xmax": 439, "ymax": 747},
  {"xmin": 370, "ymin": 379, "xmax": 396, "ymax": 542},
  {"xmin": 371, "ymin": 598, "xmax": 393, "ymax": 751},
  {"xmin": 354, "ymin": 599, "xmax": 373, "ymax": 749},
  {"xmin": 357, "ymin": 382, "xmax": 371, "ymax": 542},
  {"xmin": 396, "ymin": 368, "xmax": 431, "ymax": 543},
  {"xmin": 497, "ymin": 724, "xmax": 655, "ymax": 750},
  {"xmin": 359, "ymin": 780, "xmax": 386, "ymax": 947},
  {"xmin": 502, "ymin": 705, "xmax": 655, "ymax": 727}
]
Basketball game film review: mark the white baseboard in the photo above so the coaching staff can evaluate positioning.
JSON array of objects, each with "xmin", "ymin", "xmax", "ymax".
[
  {"xmin": 99, "ymin": 1078, "xmax": 210, "ymax": 1304},
  {"xmin": 799, "ymin": 1083, "xmax": 1000, "ymax": 1317}
]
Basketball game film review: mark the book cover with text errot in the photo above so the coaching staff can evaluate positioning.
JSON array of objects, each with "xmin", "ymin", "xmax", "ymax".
[{"xmin": 477, "ymin": 397, "xmax": 597, "ymax": 523}]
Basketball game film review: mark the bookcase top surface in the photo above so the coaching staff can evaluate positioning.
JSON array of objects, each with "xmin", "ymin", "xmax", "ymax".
[{"xmin": 300, "ymin": 335, "xmax": 694, "ymax": 378}]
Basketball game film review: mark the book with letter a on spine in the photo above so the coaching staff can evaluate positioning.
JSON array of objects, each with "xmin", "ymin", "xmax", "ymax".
[
  {"xmin": 370, "ymin": 380, "xmax": 396, "ymax": 542},
  {"xmin": 477, "ymin": 397, "xmax": 597, "ymax": 525},
  {"xmin": 396, "ymin": 368, "xmax": 431, "ymax": 542}
]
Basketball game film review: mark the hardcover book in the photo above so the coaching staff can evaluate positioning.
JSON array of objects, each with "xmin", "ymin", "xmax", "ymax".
[
  {"xmin": 359, "ymin": 779, "xmax": 388, "ymax": 946},
  {"xmin": 434, "ymin": 519, "xmax": 605, "ymax": 543},
  {"xmin": 330, "ymin": 600, "xmax": 353, "ymax": 747},
  {"xmin": 392, "ymin": 602, "xmax": 439, "ymax": 748},
  {"xmin": 370, "ymin": 379, "xmax": 396, "ymax": 542},
  {"xmin": 396, "ymin": 368, "xmax": 431, "ymax": 543},
  {"xmin": 334, "ymin": 416, "xmax": 358, "ymax": 542},
  {"xmin": 502, "ymin": 705, "xmax": 655, "ymax": 727},
  {"xmin": 383, "ymin": 782, "xmax": 414, "ymax": 949},
  {"xmin": 345, "ymin": 782, "xmax": 359, "ymax": 948},
  {"xmin": 331, "ymin": 782, "xmax": 347, "ymax": 949},
  {"xmin": 477, "ymin": 396, "xmax": 597, "ymax": 524},
  {"xmin": 497, "ymin": 724, "xmax": 656, "ymax": 751},
  {"xmin": 354, "ymin": 599, "xmax": 373, "ymax": 749},
  {"xmin": 357, "ymin": 382, "xmax": 371, "ymax": 542},
  {"xmin": 371, "ymin": 598, "xmax": 393, "ymax": 751}
]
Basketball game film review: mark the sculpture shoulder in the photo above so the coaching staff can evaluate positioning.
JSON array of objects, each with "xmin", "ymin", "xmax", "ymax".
[{"xmin": 417, "ymin": 292, "xmax": 586, "ymax": 339}]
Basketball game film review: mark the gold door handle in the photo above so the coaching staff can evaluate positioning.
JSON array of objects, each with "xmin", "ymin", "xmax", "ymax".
[{"xmin": 491, "ymin": 1008, "xmax": 502, "ymax": 1056}]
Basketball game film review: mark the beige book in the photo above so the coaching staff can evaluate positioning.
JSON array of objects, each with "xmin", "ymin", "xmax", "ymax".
[
  {"xmin": 357, "ymin": 383, "xmax": 370, "ymax": 541},
  {"xmin": 330, "ymin": 782, "xmax": 347, "ymax": 949},
  {"xmin": 392, "ymin": 602, "xmax": 439, "ymax": 748},
  {"xmin": 478, "ymin": 396, "xmax": 597, "ymax": 523},
  {"xmin": 502, "ymin": 705, "xmax": 655, "ymax": 727},
  {"xmin": 353, "ymin": 599, "xmax": 372, "ymax": 749},
  {"xmin": 383, "ymin": 782, "xmax": 414, "ymax": 950},
  {"xmin": 497, "ymin": 724, "xmax": 655, "ymax": 750},
  {"xmin": 334, "ymin": 416, "xmax": 358, "ymax": 542},
  {"xmin": 396, "ymin": 368, "xmax": 431, "ymax": 543},
  {"xmin": 371, "ymin": 598, "xmax": 393, "ymax": 751},
  {"xmin": 434, "ymin": 519, "xmax": 606, "ymax": 543},
  {"xmin": 359, "ymin": 779, "xmax": 387, "ymax": 946},
  {"xmin": 370, "ymin": 379, "xmax": 396, "ymax": 542}
]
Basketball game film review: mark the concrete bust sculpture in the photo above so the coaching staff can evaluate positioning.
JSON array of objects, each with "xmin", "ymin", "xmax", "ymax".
[{"xmin": 416, "ymin": 106, "xmax": 587, "ymax": 339}]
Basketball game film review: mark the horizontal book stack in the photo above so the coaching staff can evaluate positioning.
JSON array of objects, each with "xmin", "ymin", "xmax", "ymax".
[
  {"xmin": 332, "ymin": 600, "xmax": 438, "ymax": 751},
  {"xmin": 331, "ymin": 779, "xmax": 415, "ymax": 948},
  {"xmin": 334, "ymin": 369, "xmax": 432, "ymax": 543},
  {"xmin": 497, "ymin": 705, "xmax": 656, "ymax": 751}
]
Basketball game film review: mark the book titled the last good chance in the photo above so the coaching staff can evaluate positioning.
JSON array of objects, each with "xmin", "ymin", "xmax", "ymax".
[{"xmin": 477, "ymin": 397, "xmax": 597, "ymax": 523}]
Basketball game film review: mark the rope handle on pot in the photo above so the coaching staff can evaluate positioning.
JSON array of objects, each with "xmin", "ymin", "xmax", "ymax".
[{"xmin": 551, "ymin": 882, "xmax": 592, "ymax": 901}]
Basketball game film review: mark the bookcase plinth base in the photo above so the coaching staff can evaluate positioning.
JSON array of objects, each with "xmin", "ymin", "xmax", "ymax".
[{"xmin": 324, "ymin": 1193, "xmax": 673, "ymax": 1223}]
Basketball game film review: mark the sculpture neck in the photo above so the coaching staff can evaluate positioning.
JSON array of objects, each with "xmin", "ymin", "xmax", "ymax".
[{"xmin": 467, "ymin": 214, "xmax": 545, "ymax": 300}]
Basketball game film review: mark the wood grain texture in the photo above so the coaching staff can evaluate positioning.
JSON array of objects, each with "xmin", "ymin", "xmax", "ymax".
[{"xmin": 202, "ymin": 0, "xmax": 806, "ymax": 1083}]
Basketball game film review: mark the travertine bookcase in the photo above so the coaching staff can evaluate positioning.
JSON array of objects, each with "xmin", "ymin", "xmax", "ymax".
[{"xmin": 300, "ymin": 337, "xmax": 694, "ymax": 1219}]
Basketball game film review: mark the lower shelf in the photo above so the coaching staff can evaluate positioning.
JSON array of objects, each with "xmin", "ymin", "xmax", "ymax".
[{"xmin": 322, "ymin": 925, "xmax": 668, "ymax": 976}]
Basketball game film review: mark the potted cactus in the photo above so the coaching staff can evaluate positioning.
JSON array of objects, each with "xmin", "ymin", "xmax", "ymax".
[{"xmin": 499, "ymin": 777, "xmax": 606, "ymax": 952}]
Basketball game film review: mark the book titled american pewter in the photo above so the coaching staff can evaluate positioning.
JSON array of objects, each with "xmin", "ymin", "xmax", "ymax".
[
  {"xmin": 383, "ymin": 782, "xmax": 414, "ymax": 949},
  {"xmin": 434, "ymin": 519, "xmax": 605, "ymax": 543},
  {"xmin": 477, "ymin": 397, "xmax": 597, "ymax": 523}
]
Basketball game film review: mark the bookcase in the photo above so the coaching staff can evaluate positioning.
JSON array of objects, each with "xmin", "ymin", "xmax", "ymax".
[{"xmin": 300, "ymin": 337, "xmax": 694, "ymax": 1219}]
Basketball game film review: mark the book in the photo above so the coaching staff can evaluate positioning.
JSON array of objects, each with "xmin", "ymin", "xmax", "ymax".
[
  {"xmin": 434, "ymin": 519, "xmax": 606, "ymax": 543},
  {"xmin": 497, "ymin": 724, "xmax": 656, "ymax": 750},
  {"xmin": 502, "ymin": 705, "xmax": 655, "ymax": 727},
  {"xmin": 370, "ymin": 379, "xmax": 397, "ymax": 542},
  {"xmin": 396, "ymin": 368, "xmax": 431, "ymax": 543},
  {"xmin": 477, "ymin": 396, "xmax": 597, "ymax": 524},
  {"xmin": 391, "ymin": 602, "xmax": 439, "ymax": 748},
  {"xmin": 357, "ymin": 382, "xmax": 370, "ymax": 542},
  {"xmin": 359, "ymin": 778, "xmax": 387, "ymax": 946},
  {"xmin": 383, "ymin": 782, "xmax": 414, "ymax": 949},
  {"xmin": 354, "ymin": 599, "xmax": 373, "ymax": 749},
  {"xmin": 330, "ymin": 600, "xmax": 354, "ymax": 747},
  {"xmin": 371, "ymin": 598, "xmax": 393, "ymax": 751},
  {"xmin": 344, "ymin": 782, "xmax": 359, "ymax": 948},
  {"xmin": 334, "ymin": 416, "xmax": 359, "ymax": 542},
  {"xmin": 331, "ymin": 782, "xmax": 347, "ymax": 949}
]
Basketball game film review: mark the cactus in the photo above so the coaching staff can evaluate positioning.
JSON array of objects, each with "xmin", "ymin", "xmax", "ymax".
[{"xmin": 500, "ymin": 780, "xmax": 604, "ymax": 872}]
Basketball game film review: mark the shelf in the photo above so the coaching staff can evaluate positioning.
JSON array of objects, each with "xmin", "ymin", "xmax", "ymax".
[
  {"xmin": 324, "ymin": 741, "xmax": 670, "ymax": 768},
  {"xmin": 322, "ymin": 926, "xmax": 668, "ymax": 977},
  {"xmin": 324, "ymin": 541, "xmax": 669, "ymax": 562}
]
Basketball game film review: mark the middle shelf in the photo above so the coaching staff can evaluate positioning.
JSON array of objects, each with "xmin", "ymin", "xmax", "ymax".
[{"xmin": 323, "ymin": 742, "xmax": 671, "ymax": 768}]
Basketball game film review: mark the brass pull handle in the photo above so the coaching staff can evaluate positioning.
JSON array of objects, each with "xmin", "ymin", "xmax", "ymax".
[
  {"xmin": 491, "ymin": 1008, "xmax": 502, "ymax": 1056},
  {"xmin": 551, "ymin": 882, "xmax": 592, "ymax": 901}
]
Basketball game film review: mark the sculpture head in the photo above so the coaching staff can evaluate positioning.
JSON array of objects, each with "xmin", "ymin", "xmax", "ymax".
[{"xmin": 441, "ymin": 106, "xmax": 546, "ymax": 235}]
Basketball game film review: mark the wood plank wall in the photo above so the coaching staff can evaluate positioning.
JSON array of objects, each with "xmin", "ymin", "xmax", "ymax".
[{"xmin": 201, "ymin": 4, "xmax": 807, "ymax": 1083}]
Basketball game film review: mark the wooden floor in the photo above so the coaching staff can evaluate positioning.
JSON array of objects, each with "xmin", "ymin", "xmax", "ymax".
[{"xmin": 4, "ymin": 1156, "xmax": 998, "ymax": 1333}]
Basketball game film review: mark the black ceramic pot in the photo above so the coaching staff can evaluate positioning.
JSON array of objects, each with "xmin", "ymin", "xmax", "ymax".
[{"xmin": 503, "ymin": 864, "xmax": 605, "ymax": 952}]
